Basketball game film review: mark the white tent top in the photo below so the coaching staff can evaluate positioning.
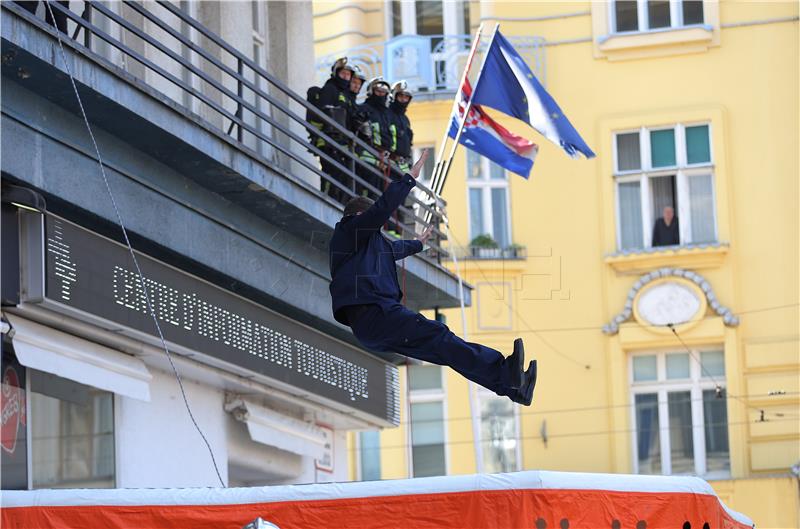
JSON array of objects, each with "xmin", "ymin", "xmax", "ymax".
[{"xmin": 2, "ymin": 470, "xmax": 754, "ymax": 528}]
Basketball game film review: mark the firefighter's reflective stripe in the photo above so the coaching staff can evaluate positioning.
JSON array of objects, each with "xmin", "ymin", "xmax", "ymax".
[
  {"xmin": 369, "ymin": 122, "xmax": 382, "ymax": 147},
  {"xmin": 359, "ymin": 150, "xmax": 380, "ymax": 166},
  {"xmin": 389, "ymin": 123, "xmax": 398, "ymax": 153}
]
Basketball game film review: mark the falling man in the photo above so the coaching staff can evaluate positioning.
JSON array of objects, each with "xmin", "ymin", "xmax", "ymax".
[{"xmin": 328, "ymin": 151, "xmax": 537, "ymax": 405}]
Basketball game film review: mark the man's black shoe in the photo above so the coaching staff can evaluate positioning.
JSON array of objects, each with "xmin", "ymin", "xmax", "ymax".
[
  {"xmin": 507, "ymin": 338, "xmax": 525, "ymax": 389},
  {"xmin": 512, "ymin": 360, "xmax": 537, "ymax": 406}
]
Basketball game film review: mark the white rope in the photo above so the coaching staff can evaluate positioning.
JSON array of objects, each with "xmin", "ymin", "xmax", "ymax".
[
  {"xmin": 441, "ymin": 212, "xmax": 484, "ymax": 473},
  {"xmin": 44, "ymin": 0, "xmax": 225, "ymax": 487}
]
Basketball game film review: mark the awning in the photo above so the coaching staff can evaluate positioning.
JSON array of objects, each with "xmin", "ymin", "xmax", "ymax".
[
  {"xmin": 225, "ymin": 397, "xmax": 328, "ymax": 459},
  {"xmin": 5, "ymin": 314, "xmax": 152, "ymax": 401}
]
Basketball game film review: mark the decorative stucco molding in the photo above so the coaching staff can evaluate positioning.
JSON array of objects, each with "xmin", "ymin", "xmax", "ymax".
[{"xmin": 602, "ymin": 267, "xmax": 739, "ymax": 335}]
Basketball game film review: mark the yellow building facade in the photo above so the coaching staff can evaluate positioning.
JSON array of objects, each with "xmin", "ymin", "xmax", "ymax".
[{"xmin": 313, "ymin": 2, "xmax": 799, "ymax": 527}]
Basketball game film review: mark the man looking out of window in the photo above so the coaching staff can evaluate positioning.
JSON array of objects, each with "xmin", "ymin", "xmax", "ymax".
[{"xmin": 652, "ymin": 206, "xmax": 680, "ymax": 246}]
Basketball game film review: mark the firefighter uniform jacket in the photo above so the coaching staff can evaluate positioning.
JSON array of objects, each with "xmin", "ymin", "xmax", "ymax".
[
  {"xmin": 356, "ymin": 95, "xmax": 392, "ymax": 153},
  {"xmin": 388, "ymin": 102, "xmax": 413, "ymax": 159},
  {"xmin": 309, "ymin": 77, "xmax": 356, "ymax": 148}
]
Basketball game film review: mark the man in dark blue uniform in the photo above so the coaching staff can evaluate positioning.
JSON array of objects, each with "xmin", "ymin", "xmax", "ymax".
[{"xmin": 329, "ymin": 151, "xmax": 537, "ymax": 405}]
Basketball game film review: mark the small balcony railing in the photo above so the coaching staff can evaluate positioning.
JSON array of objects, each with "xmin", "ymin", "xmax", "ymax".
[
  {"xmin": 3, "ymin": 1, "xmax": 448, "ymax": 258},
  {"xmin": 461, "ymin": 245, "xmax": 527, "ymax": 260},
  {"xmin": 315, "ymin": 34, "xmax": 546, "ymax": 97}
]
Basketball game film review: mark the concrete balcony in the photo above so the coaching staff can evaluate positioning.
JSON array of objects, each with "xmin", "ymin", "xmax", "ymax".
[{"xmin": 1, "ymin": 2, "xmax": 466, "ymax": 363}]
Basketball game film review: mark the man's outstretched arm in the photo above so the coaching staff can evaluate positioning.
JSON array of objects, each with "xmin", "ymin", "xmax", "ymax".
[
  {"xmin": 390, "ymin": 226, "xmax": 433, "ymax": 260},
  {"xmin": 348, "ymin": 151, "xmax": 430, "ymax": 236},
  {"xmin": 390, "ymin": 239, "xmax": 423, "ymax": 260}
]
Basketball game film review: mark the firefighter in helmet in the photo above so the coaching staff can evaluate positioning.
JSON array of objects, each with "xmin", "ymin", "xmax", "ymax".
[
  {"xmin": 388, "ymin": 80, "xmax": 414, "ymax": 175},
  {"xmin": 387, "ymin": 80, "xmax": 415, "ymax": 234},
  {"xmin": 348, "ymin": 65, "xmax": 369, "ymax": 134},
  {"xmin": 307, "ymin": 57, "xmax": 357, "ymax": 203},
  {"xmin": 354, "ymin": 77, "xmax": 393, "ymax": 200}
]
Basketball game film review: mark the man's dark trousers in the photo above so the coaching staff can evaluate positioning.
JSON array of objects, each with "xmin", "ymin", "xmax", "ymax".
[{"xmin": 348, "ymin": 303, "xmax": 517, "ymax": 397}]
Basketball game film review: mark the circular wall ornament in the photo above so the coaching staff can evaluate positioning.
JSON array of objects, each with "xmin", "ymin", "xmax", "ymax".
[
  {"xmin": 602, "ymin": 268, "xmax": 738, "ymax": 335},
  {"xmin": 634, "ymin": 278, "xmax": 706, "ymax": 330}
]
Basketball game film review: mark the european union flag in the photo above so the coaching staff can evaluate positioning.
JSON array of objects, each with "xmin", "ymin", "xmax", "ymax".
[{"xmin": 471, "ymin": 30, "xmax": 595, "ymax": 159}]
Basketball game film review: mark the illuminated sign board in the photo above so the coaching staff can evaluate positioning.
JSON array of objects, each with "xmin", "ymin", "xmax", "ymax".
[{"xmin": 22, "ymin": 214, "xmax": 400, "ymax": 426}]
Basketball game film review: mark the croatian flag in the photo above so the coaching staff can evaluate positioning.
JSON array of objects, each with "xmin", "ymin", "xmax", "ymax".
[
  {"xmin": 471, "ymin": 30, "xmax": 595, "ymax": 159},
  {"xmin": 448, "ymin": 79, "xmax": 539, "ymax": 179}
]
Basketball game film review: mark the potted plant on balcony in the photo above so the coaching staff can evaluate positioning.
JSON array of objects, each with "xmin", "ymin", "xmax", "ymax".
[
  {"xmin": 503, "ymin": 243, "xmax": 526, "ymax": 258},
  {"xmin": 470, "ymin": 234, "xmax": 500, "ymax": 258}
]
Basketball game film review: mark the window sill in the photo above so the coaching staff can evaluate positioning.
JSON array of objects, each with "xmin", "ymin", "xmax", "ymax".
[
  {"xmin": 463, "ymin": 254, "xmax": 527, "ymax": 262},
  {"xmin": 444, "ymin": 256, "xmax": 528, "ymax": 274},
  {"xmin": 605, "ymin": 243, "xmax": 729, "ymax": 275},
  {"xmin": 596, "ymin": 25, "xmax": 716, "ymax": 61}
]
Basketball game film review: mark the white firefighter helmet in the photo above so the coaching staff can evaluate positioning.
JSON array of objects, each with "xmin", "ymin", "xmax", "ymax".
[
  {"xmin": 366, "ymin": 76, "xmax": 391, "ymax": 96},
  {"xmin": 330, "ymin": 57, "xmax": 355, "ymax": 77},
  {"xmin": 391, "ymin": 80, "xmax": 413, "ymax": 100}
]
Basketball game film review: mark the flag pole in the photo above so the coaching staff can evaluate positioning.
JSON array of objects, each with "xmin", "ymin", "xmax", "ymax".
[
  {"xmin": 433, "ymin": 23, "xmax": 500, "ymax": 477},
  {"xmin": 434, "ymin": 23, "xmax": 500, "ymax": 198},
  {"xmin": 427, "ymin": 23, "xmax": 485, "ymax": 213}
]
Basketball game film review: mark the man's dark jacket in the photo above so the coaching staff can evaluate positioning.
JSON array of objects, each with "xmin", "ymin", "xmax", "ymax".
[
  {"xmin": 329, "ymin": 173, "xmax": 422, "ymax": 325},
  {"xmin": 652, "ymin": 217, "xmax": 680, "ymax": 246}
]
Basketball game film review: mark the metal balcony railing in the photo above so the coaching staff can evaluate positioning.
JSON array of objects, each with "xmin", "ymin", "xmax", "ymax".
[
  {"xmin": 2, "ymin": 1, "xmax": 448, "ymax": 258},
  {"xmin": 315, "ymin": 34, "xmax": 546, "ymax": 96},
  {"xmin": 460, "ymin": 245, "xmax": 527, "ymax": 260}
]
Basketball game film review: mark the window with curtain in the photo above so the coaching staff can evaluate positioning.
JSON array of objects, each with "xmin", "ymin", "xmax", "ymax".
[
  {"xmin": 635, "ymin": 393, "xmax": 661, "ymax": 474},
  {"xmin": 30, "ymin": 371, "xmax": 115, "ymax": 489},
  {"xmin": 467, "ymin": 150, "xmax": 512, "ymax": 249},
  {"xmin": 630, "ymin": 351, "xmax": 730, "ymax": 478},
  {"xmin": 688, "ymin": 174, "xmax": 715, "ymax": 243},
  {"xmin": 613, "ymin": 123, "xmax": 716, "ymax": 250},
  {"xmin": 408, "ymin": 365, "xmax": 446, "ymax": 477},
  {"xmin": 612, "ymin": 0, "xmax": 704, "ymax": 33},
  {"xmin": 618, "ymin": 181, "xmax": 643, "ymax": 250}
]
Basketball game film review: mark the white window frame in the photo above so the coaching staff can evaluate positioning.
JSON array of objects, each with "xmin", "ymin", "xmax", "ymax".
[
  {"xmin": 249, "ymin": 0, "xmax": 270, "ymax": 158},
  {"xmin": 476, "ymin": 387, "xmax": 522, "ymax": 473},
  {"xmin": 406, "ymin": 365, "xmax": 449, "ymax": 478},
  {"xmin": 613, "ymin": 122, "xmax": 716, "ymax": 250},
  {"xmin": 466, "ymin": 156, "xmax": 512, "ymax": 248},
  {"xmin": 410, "ymin": 145, "xmax": 436, "ymax": 234},
  {"xmin": 609, "ymin": 0, "xmax": 705, "ymax": 35},
  {"xmin": 412, "ymin": 146, "xmax": 435, "ymax": 189},
  {"xmin": 629, "ymin": 349, "xmax": 730, "ymax": 479}
]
